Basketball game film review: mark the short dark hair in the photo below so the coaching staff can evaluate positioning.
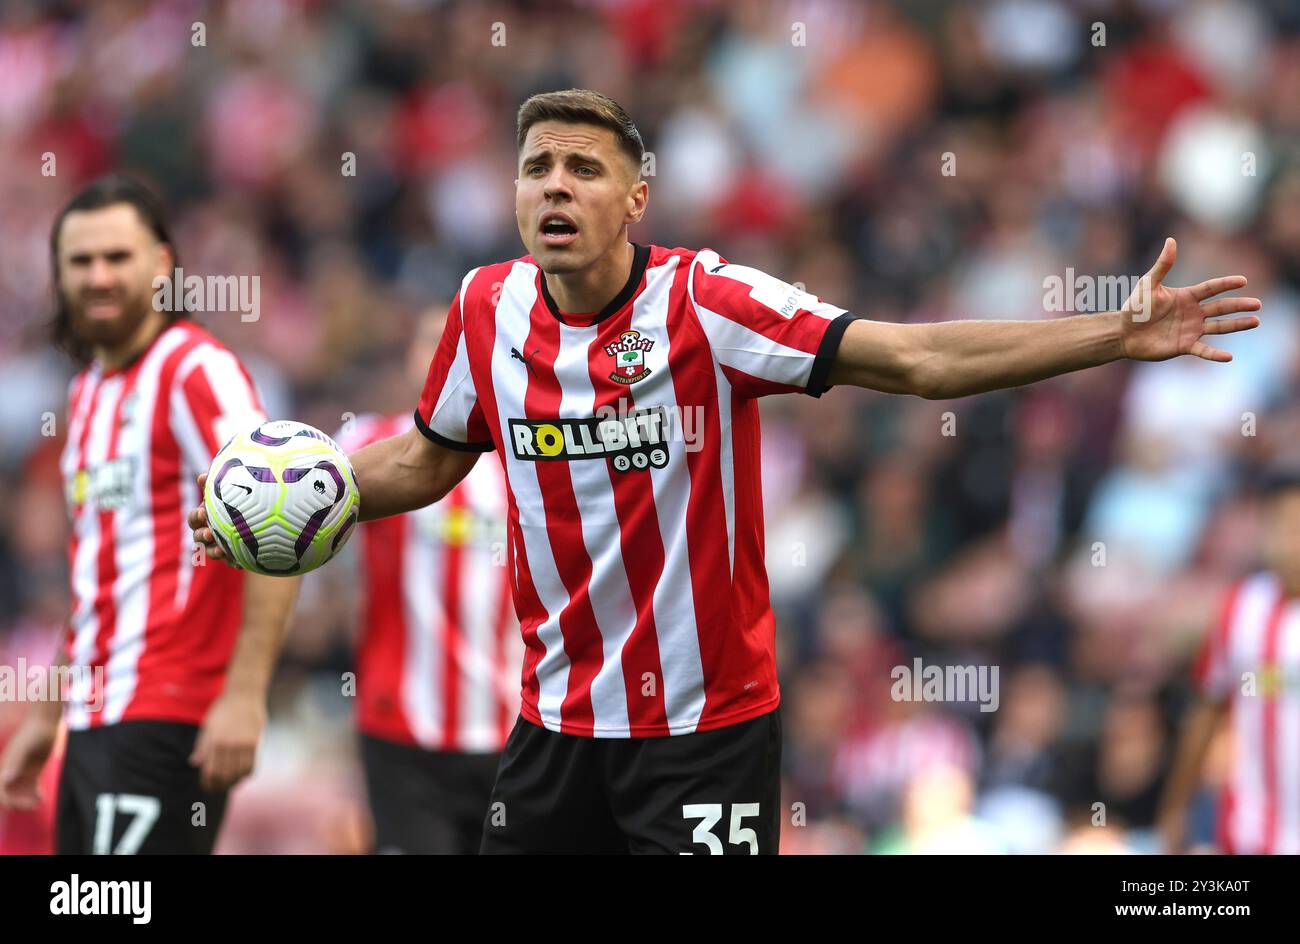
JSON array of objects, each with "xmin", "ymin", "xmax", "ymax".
[
  {"xmin": 516, "ymin": 88, "xmax": 644, "ymax": 174},
  {"xmin": 49, "ymin": 174, "xmax": 183, "ymax": 366}
]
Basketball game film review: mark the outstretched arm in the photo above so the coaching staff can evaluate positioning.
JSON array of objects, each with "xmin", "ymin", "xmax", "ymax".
[{"xmin": 828, "ymin": 238, "xmax": 1262, "ymax": 399}]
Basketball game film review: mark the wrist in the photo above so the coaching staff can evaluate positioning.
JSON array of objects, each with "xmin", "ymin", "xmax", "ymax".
[
  {"xmin": 219, "ymin": 674, "xmax": 270, "ymax": 702},
  {"xmin": 1104, "ymin": 310, "xmax": 1127, "ymax": 361},
  {"xmin": 31, "ymin": 696, "xmax": 65, "ymax": 728}
]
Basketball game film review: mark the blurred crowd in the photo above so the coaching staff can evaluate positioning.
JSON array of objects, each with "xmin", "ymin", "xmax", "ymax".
[{"xmin": 2, "ymin": 0, "xmax": 1300, "ymax": 853}]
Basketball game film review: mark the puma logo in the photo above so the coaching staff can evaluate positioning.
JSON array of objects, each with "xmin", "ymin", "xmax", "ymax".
[{"xmin": 511, "ymin": 347, "xmax": 540, "ymax": 378}]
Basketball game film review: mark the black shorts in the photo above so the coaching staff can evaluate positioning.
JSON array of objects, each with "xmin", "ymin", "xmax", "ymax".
[
  {"xmin": 481, "ymin": 708, "xmax": 782, "ymax": 854},
  {"xmin": 55, "ymin": 721, "xmax": 229, "ymax": 855},
  {"xmin": 359, "ymin": 734, "xmax": 501, "ymax": 854}
]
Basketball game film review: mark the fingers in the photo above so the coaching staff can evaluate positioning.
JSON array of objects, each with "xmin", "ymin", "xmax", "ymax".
[
  {"xmin": 1201, "ymin": 297, "xmax": 1261, "ymax": 320},
  {"xmin": 186, "ymin": 504, "xmax": 227, "ymax": 561},
  {"xmin": 200, "ymin": 745, "xmax": 254, "ymax": 793},
  {"xmin": 0, "ymin": 779, "xmax": 41, "ymax": 811},
  {"xmin": 197, "ymin": 471, "xmax": 207, "ymax": 490},
  {"xmin": 189, "ymin": 726, "xmax": 209, "ymax": 770},
  {"xmin": 1192, "ymin": 275, "xmax": 1248, "ymax": 301},
  {"xmin": 1203, "ymin": 315, "xmax": 1261, "ymax": 338},
  {"xmin": 1147, "ymin": 236, "xmax": 1177, "ymax": 286},
  {"xmin": 1191, "ymin": 341, "xmax": 1232, "ymax": 363}
]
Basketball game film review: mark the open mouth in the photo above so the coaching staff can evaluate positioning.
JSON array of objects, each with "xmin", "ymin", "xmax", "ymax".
[
  {"xmin": 84, "ymin": 297, "xmax": 122, "ymax": 320},
  {"xmin": 539, "ymin": 213, "xmax": 579, "ymax": 247}
]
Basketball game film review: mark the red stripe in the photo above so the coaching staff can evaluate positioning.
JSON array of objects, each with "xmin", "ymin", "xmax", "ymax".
[
  {"xmin": 1194, "ymin": 581, "xmax": 1243, "ymax": 694},
  {"xmin": 720, "ymin": 395, "xmax": 777, "ymax": 719},
  {"xmin": 487, "ymin": 454, "xmax": 516, "ymax": 746},
  {"xmin": 1260, "ymin": 592, "xmax": 1287, "ymax": 853},
  {"xmin": 440, "ymin": 484, "xmax": 467, "ymax": 750},
  {"xmin": 523, "ymin": 298, "xmax": 601, "ymax": 736},
  {"xmin": 132, "ymin": 335, "xmax": 206, "ymax": 719},
  {"xmin": 691, "ymin": 263, "xmax": 830, "ymax": 398},
  {"xmin": 588, "ymin": 302, "xmax": 670, "ymax": 734},
  {"xmin": 64, "ymin": 370, "xmax": 99, "ymax": 666},
  {"xmin": 180, "ymin": 365, "xmax": 226, "ymax": 457},
  {"xmin": 86, "ymin": 360, "xmax": 148, "ymax": 726},
  {"xmin": 670, "ymin": 258, "xmax": 767, "ymax": 729},
  {"xmin": 457, "ymin": 266, "xmax": 549, "ymax": 724},
  {"xmin": 494, "ymin": 535, "xmax": 516, "ymax": 746},
  {"xmin": 356, "ymin": 416, "xmax": 416, "ymax": 744},
  {"xmin": 415, "ymin": 288, "xmax": 489, "ymax": 441},
  {"xmin": 506, "ymin": 498, "xmax": 546, "ymax": 719},
  {"xmin": 719, "ymin": 364, "xmax": 801, "ymax": 397},
  {"xmin": 693, "ymin": 265, "xmax": 829, "ymax": 354}
]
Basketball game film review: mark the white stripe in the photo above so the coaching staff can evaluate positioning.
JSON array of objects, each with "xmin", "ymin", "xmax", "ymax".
[
  {"xmin": 173, "ymin": 344, "xmax": 264, "ymax": 469},
  {"xmin": 689, "ymin": 249, "xmax": 839, "ymax": 388},
  {"xmin": 627, "ymin": 257, "xmax": 707, "ymax": 733},
  {"xmin": 687, "ymin": 260, "xmax": 736, "ymax": 577},
  {"xmin": 428, "ymin": 268, "xmax": 483, "ymax": 443},
  {"xmin": 102, "ymin": 328, "xmax": 189, "ymax": 722},
  {"xmin": 552, "ymin": 320, "xmax": 634, "ymax": 736},
  {"xmin": 66, "ymin": 374, "xmax": 122, "ymax": 729},
  {"xmin": 1277, "ymin": 603, "xmax": 1300, "ymax": 853},
  {"xmin": 176, "ymin": 470, "xmax": 198, "ymax": 611},
  {"xmin": 59, "ymin": 374, "xmax": 95, "ymax": 484},
  {"xmin": 63, "ymin": 371, "xmax": 106, "ymax": 730},
  {"xmin": 456, "ymin": 460, "xmax": 511, "ymax": 750},
  {"xmin": 693, "ymin": 302, "xmax": 822, "ymax": 388},
  {"xmin": 1229, "ymin": 573, "xmax": 1276, "ymax": 852},
  {"xmin": 491, "ymin": 262, "xmax": 571, "ymax": 730},
  {"xmin": 402, "ymin": 507, "xmax": 444, "ymax": 747}
]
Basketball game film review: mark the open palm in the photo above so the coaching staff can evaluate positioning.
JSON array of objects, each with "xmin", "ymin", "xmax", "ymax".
[{"xmin": 1120, "ymin": 238, "xmax": 1262, "ymax": 362}]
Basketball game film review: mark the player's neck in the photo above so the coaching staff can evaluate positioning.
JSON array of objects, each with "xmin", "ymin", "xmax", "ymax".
[
  {"xmin": 96, "ymin": 308, "xmax": 168, "ymax": 374},
  {"xmin": 543, "ymin": 240, "xmax": 634, "ymax": 315}
]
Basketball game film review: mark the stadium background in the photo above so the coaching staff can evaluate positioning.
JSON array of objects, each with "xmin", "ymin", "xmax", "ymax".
[{"xmin": 2, "ymin": 0, "xmax": 1299, "ymax": 854}]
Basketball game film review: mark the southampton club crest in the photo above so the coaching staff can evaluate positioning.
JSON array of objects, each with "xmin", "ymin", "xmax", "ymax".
[{"xmin": 605, "ymin": 330, "xmax": 654, "ymax": 385}]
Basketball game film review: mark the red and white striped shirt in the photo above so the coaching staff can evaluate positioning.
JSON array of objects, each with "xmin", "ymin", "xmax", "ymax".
[
  {"xmin": 59, "ymin": 320, "xmax": 265, "ymax": 730},
  {"xmin": 415, "ymin": 243, "xmax": 855, "ymax": 737},
  {"xmin": 339, "ymin": 413, "xmax": 519, "ymax": 752},
  {"xmin": 1194, "ymin": 571, "xmax": 1300, "ymax": 854}
]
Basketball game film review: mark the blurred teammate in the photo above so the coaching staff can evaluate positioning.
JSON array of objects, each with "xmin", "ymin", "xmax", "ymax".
[
  {"xmin": 1159, "ymin": 470, "xmax": 1300, "ymax": 854},
  {"xmin": 0, "ymin": 176, "xmax": 300, "ymax": 853},
  {"xmin": 337, "ymin": 307, "xmax": 520, "ymax": 854},
  {"xmin": 193, "ymin": 90, "xmax": 1261, "ymax": 853}
]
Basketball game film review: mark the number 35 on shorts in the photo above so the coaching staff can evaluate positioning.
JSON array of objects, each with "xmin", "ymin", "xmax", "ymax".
[{"xmin": 681, "ymin": 802, "xmax": 762, "ymax": 854}]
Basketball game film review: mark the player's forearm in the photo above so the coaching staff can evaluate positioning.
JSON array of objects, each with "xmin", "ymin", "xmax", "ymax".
[
  {"xmin": 913, "ymin": 311, "xmax": 1125, "ymax": 400},
  {"xmin": 29, "ymin": 652, "xmax": 68, "ymax": 727},
  {"xmin": 221, "ymin": 574, "xmax": 301, "ymax": 698},
  {"xmin": 350, "ymin": 430, "xmax": 457, "ymax": 522},
  {"xmin": 1157, "ymin": 699, "xmax": 1226, "ymax": 822}
]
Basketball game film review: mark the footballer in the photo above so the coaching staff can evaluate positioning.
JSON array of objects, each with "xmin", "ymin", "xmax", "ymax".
[{"xmin": 190, "ymin": 89, "xmax": 1261, "ymax": 854}]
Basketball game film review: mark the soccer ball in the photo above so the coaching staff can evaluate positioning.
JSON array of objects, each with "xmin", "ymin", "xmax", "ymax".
[{"xmin": 203, "ymin": 420, "xmax": 360, "ymax": 576}]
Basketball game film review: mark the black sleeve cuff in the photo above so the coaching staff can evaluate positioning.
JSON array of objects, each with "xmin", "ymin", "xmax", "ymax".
[
  {"xmin": 805, "ymin": 313, "xmax": 860, "ymax": 399},
  {"xmin": 412, "ymin": 410, "xmax": 495, "ymax": 452}
]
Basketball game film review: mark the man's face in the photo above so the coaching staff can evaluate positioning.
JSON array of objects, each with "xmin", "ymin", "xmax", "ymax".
[
  {"xmin": 516, "ymin": 121, "xmax": 646, "ymax": 275},
  {"xmin": 57, "ymin": 203, "xmax": 171, "ymax": 350}
]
